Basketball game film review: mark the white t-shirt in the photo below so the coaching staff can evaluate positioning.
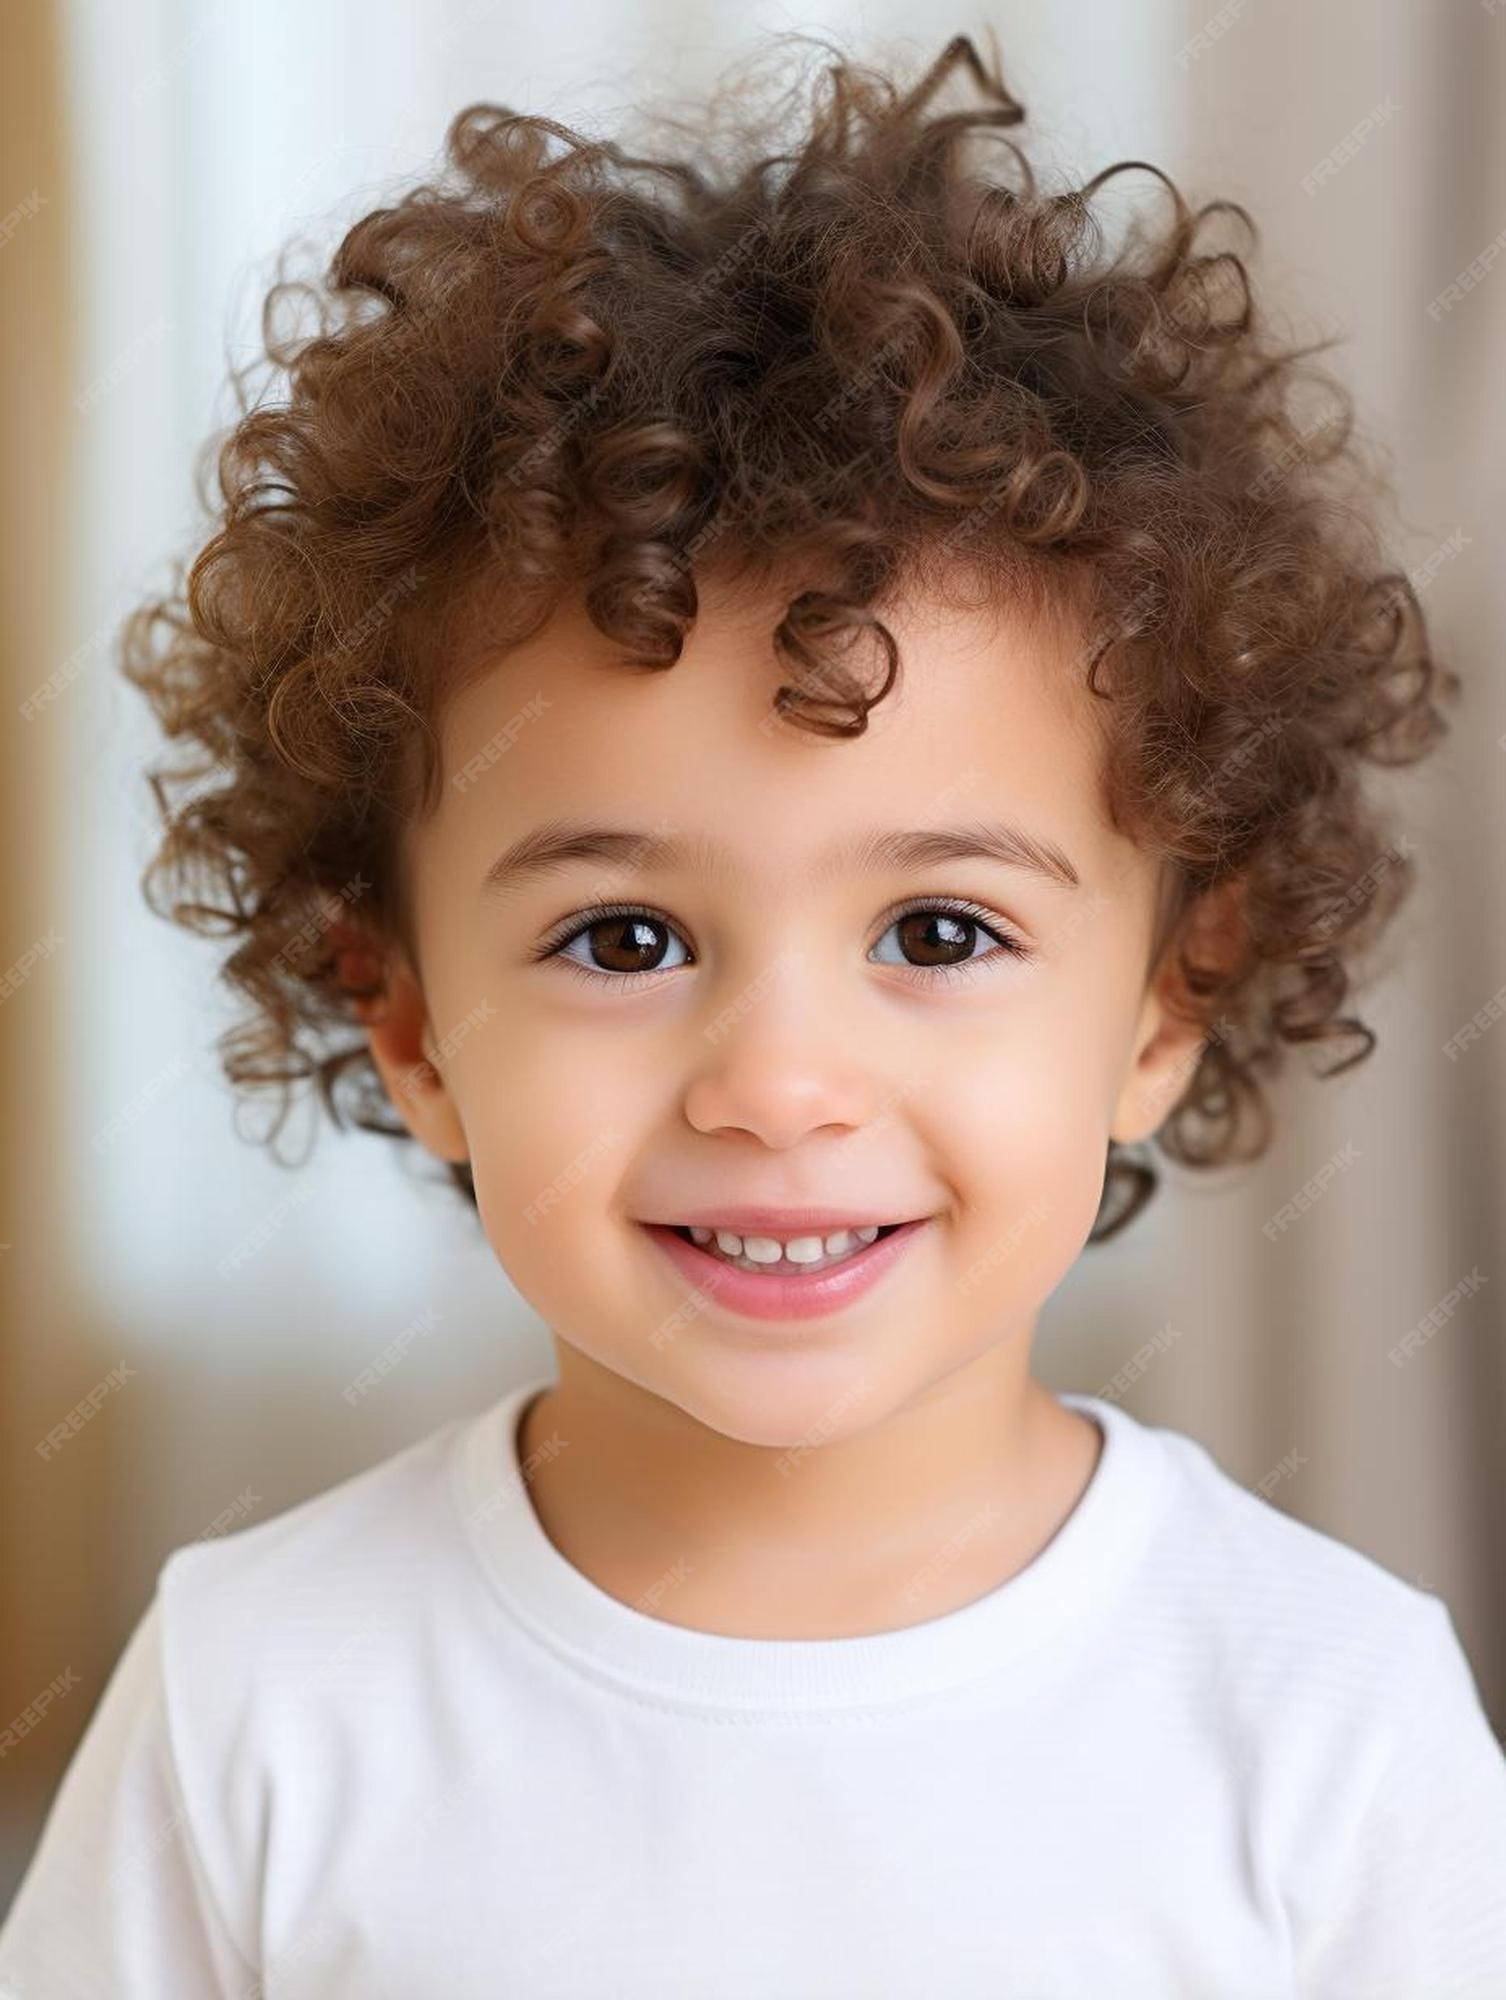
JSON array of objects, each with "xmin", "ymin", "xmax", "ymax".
[{"xmin": 3, "ymin": 1375, "xmax": 1505, "ymax": 1998}]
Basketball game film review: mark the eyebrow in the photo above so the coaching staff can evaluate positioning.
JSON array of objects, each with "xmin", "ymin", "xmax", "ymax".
[{"xmin": 480, "ymin": 817, "xmax": 1082, "ymax": 899}]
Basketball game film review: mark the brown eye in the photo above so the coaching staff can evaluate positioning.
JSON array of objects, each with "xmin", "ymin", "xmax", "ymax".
[
  {"xmin": 894, "ymin": 911, "xmax": 979, "ymax": 968},
  {"xmin": 549, "ymin": 909, "xmax": 692, "ymax": 978},
  {"xmin": 538, "ymin": 898, "xmax": 1029, "ymax": 989},
  {"xmin": 871, "ymin": 903, "xmax": 1026, "ymax": 975},
  {"xmin": 574, "ymin": 915, "xmax": 675, "ymax": 973}
]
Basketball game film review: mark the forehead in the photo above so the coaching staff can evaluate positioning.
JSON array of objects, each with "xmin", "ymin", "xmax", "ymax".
[{"xmin": 416, "ymin": 569, "xmax": 1131, "ymax": 894}]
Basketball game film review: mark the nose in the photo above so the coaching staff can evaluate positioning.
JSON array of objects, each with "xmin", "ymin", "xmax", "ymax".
[{"xmin": 680, "ymin": 952, "xmax": 891, "ymax": 1151}]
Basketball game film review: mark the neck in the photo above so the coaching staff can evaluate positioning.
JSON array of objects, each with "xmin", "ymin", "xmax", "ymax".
[{"xmin": 513, "ymin": 1339, "xmax": 1103, "ymax": 1640}]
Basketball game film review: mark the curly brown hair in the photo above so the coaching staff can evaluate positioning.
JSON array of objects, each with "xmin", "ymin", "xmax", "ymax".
[{"xmin": 121, "ymin": 29, "xmax": 1457, "ymax": 1243}]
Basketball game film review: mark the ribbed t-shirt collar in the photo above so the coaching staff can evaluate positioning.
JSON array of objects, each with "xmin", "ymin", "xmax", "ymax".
[{"xmin": 452, "ymin": 1374, "xmax": 1171, "ymax": 1715}]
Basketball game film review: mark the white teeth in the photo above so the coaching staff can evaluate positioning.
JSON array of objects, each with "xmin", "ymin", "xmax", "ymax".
[
  {"xmin": 742, "ymin": 1237, "xmax": 785, "ymax": 1264},
  {"xmin": 683, "ymin": 1223, "xmax": 888, "ymax": 1271},
  {"xmin": 783, "ymin": 1236, "xmax": 828, "ymax": 1264}
]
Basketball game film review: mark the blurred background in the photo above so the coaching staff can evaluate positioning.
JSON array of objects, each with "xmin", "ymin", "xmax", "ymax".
[{"xmin": 2, "ymin": 0, "xmax": 1503, "ymax": 1906}]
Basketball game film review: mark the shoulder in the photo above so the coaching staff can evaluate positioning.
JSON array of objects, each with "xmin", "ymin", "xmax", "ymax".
[
  {"xmin": 151, "ymin": 1399, "xmax": 500, "ymax": 1873},
  {"xmin": 158, "ymin": 1399, "xmax": 479, "ymax": 1642},
  {"xmin": 1085, "ymin": 1396, "xmax": 1473, "ymax": 1724},
  {"xmin": 1088, "ymin": 1399, "xmax": 1506, "ymax": 1904},
  {"xmin": 1106, "ymin": 1411, "xmax": 1506, "ymax": 1968}
]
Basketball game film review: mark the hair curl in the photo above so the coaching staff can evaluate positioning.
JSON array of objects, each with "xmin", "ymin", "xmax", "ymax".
[{"xmin": 121, "ymin": 28, "xmax": 1458, "ymax": 1242}]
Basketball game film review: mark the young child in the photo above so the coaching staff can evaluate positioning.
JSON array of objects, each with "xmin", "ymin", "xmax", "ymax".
[{"xmin": 5, "ymin": 29, "xmax": 1504, "ymax": 1997}]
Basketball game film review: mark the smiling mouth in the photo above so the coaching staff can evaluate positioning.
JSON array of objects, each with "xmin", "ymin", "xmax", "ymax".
[{"xmin": 664, "ymin": 1221, "xmax": 905, "ymax": 1276}]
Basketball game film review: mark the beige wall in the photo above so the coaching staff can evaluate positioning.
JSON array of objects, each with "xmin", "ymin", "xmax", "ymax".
[{"xmin": 0, "ymin": 0, "xmax": 97, "ymax": 1889}]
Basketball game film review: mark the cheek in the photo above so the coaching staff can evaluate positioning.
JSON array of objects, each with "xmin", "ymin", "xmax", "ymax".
[
  {"xmin": 942, "ymin": 978, "xmax": 1117, "ymax": 1166},
  {"xmin": 931, "ymin": 990, "xmax": 1123, "ymax": 1283},
  {"xmin": 449, "ymin": 1008, "xmax": 651, "ymax": 1301}
]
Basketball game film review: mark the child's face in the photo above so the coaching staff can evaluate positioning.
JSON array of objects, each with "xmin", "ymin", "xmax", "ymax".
[{"xmin": 366, "ymin": 570, "xmax": 1204, "ymax": 1442}]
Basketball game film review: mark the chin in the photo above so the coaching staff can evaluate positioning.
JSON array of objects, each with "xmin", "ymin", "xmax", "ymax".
[{"xmin": 651, "ymin": 1346, "xmax": 900, "ymax": 1453}]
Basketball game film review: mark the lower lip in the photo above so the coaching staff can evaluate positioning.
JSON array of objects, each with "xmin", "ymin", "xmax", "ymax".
[{"xmin": 637, "ymin": 1220, "xmax": 930, "ymax": 1323}]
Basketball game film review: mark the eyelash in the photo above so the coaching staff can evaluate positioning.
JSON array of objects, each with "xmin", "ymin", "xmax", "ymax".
[{"xmin": 532, "ymin": 897, "xmax": 1033, "ymax": 989}]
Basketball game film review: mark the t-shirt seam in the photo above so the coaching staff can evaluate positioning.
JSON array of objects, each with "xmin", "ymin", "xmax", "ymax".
[
  {"xmin": 460, "ymin": 1563, "xmax": 1097, "ymax": 1724},
  {"xmin": 447, "ymin": 1399, "xmax": 1167, "ymax": 1724},
  {"xmin": 156, "ymin": 1556, "xmax": 263, "ymax": 1987}
]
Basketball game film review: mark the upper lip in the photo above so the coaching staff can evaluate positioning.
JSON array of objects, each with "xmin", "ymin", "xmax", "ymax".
[{"xmin": 640, "ymin": 1207, "xmax": 926, "ymax": 1233}]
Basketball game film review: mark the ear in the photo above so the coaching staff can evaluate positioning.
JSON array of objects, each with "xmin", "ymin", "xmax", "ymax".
[
  {"xmin": 1110, "ymin": 877, "xmax": 1247, "ymax": 1147},
  {"xmin": 335, "ymin": 930, "xmax": 470, "ymax": 1166}
]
